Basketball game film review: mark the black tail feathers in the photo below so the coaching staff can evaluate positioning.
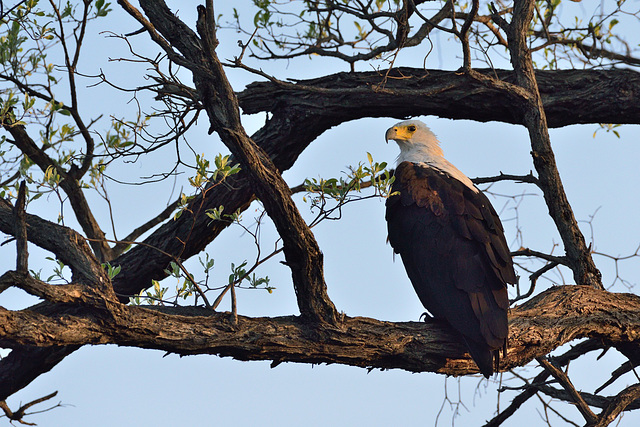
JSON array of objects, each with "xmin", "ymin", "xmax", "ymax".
[{"xmin": 462, "ymin": 337, "xmax": 498, "ymax": 378}]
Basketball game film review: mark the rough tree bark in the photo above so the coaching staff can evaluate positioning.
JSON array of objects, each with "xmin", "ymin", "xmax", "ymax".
[{"xmin": 1, "ymin": 274, "xmax": 639, "ymax": 379}]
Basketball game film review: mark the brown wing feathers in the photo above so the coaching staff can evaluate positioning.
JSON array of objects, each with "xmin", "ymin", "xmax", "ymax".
[{"xmin": 386, "ymin": 162, "xmax": 516, "ymax": 377}]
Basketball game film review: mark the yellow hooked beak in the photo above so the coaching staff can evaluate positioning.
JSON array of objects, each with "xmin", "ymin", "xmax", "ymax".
[{"xmin": 385, "ymin": 124, "xmax": 416, "ymax": 142}]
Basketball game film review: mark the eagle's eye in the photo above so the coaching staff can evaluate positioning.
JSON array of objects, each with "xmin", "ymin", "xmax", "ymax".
[{"xmin": 407, "ymin": 125, "xmax": 416, "ymax": 132}]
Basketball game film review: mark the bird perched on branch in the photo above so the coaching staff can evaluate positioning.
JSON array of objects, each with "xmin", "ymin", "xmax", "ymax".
[{"xmin": 385, "ymin": 120, "xmax": 517, "ymax": 377}]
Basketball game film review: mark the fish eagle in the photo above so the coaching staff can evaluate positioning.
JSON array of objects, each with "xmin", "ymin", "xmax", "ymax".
[{"xmin": 385, "ymin": 120, "xmax": 517, "ymax": 377}]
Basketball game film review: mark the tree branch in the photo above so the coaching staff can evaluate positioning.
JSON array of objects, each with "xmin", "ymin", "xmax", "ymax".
[
  {"xmin": 530, "ymin": 383, "xmax": 640, "ymax": 414},
  {"xmin": 0, "ymin": 198, "xmax": 105, "ymax": 284},
  {"xmin": 485, "ymin": 339, "xmax": 605, "ymax": 426},
  {"xmin": 112, "ymin": 198, "xmax": 180, "ymax": 257},
  {"xmin": 511, "ymin": 248, "xmax": 568, "ymax": 265},
  {"xmin": 238, "ymin": 68, "xmax": 640, "ymax": 128},
  {"xmin": 0, "ymin": 286, "xmax": 638, "ymax": 379},
  {"xmin": 472, "ymin": 172, "xmax": 539, "ymax": 186},
  {"xmin": 537, "ymin": 356, "xmax": 597, "ymax": 424},
  {"xmin": 0, "ymin": 390, "xmax": 58, "ymax": 426},
  {"xmin": 505, "ymin": 0, "xmax": 602, "ymax": 289},
  {"xmin": 591, "ymin": 384, "xmax": 640, "ymax": 427},
  {"xmin": 14, "ymin": 182, "xmax": 28, "ymax": 273}
]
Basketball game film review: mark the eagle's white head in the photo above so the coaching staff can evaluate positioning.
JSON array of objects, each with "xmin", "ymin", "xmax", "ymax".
[
  {"xmin": 385, "ymin": 120, "xmax": 444, "ymax": 164},
  {"xmin": 385, "ymin": 119, "xmax": 477, "ymax": 192}
]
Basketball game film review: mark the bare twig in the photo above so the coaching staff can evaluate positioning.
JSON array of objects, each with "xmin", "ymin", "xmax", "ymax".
[
  {"xmin": 472, "ymin": 172, "xmax": 539, "ymax": 186},
  {"xmin": 511, "ymin": 261, "xmax": 560, "ymax": 304},
  {"xmin": 0, "ymin": 390, "xmax": 59, "ymax": 425},
  {"xmin": 0, "ymin": 172, "xmax": 20, "ymax": 188},
  {"xmin": 537, "ymin": 356, "xmax": 597, "ymax": 424},
  {"xmin": 595, "ymin": 361, "xmax": 638, "ymax": 394},
  {"xmin": 486, "ymin": 340, "xmax": 604, "ymax": 426},
  {"xmin": 511, "ymin": 248, "xmax": 567, "ymax": 265}
]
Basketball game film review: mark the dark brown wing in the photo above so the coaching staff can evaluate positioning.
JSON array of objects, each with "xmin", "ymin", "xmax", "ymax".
[{"xmin": 386, "ymin": 162, "xmax": 516, "ymax": 377}]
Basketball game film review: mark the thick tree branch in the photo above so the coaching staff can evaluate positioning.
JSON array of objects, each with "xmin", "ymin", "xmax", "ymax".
[
  {"xmin": 14, "ymin": 182, "xmax": 28, "ymax": 273},
  {"xmin": 0, "ymin": 198, "xmax": 105, "ymax": 284},
  {"xmin": 238, "ymin": 68, "xmax": 640, "ymax": 128},
  {"xmin": 0, "ymin": 286, "xmax": 639, "ymax": 381},
  {"xmin": 0, "ymin": 347, "xmax": 78, "ymax": 403}
]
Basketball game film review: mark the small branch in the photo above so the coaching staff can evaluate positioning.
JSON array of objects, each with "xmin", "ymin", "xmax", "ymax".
[
  {"xmin": 533, "ymin": 383, "xmax": 640, "ymax": 412},
  {"xmin": 595, "ymin": 361, "xmax": 637, "ymax": 394},
  {"xmin": 0, "ymin": 171, "xmax": 20, "ymax": 188},
  {"xmin": 531, "ymin": 32, "xmax": 640, "ymax": 67},
  {"xmin": 484, "ymin": 374, "xmax": 540, "ymax": 426},
  {"xmin": 472, "ymin": 172, "xmax": 540, "ymax": 186},
  {"xmin": 536, "ymin": 392, "xmax": 581, "ymax": 427},
  {"xmin": 537, "ymin": 356, "xmax": 597, "ymax": 424},
  {"xmin": 488, "ymin": 3, "xmax": 510, "ymax": 33},
  {"xmin": 290, "ymin": 177, "xmax": 378, "ymax": 195},
  {"xmin": 0, "ymin": 390, "xmax": 59, "ymax": 425},
  {"xmin": 230, "ymin": 281, "xmax": 237, "ymax": 324},
  {"xmin": 485, "ymin": 339, "xmax": 603, "ymax": 426},
  {"xmin": 511, "ymin": 248, "xmax": 568, "ymax": 265},
  {"xmin": 175, "ymin": 260, "xmax": 211, "ymax": 308},
  {"xmin": 511, "ymin": 260, "xmax": 559, "ymax": 304},
  {"xmin": 0, "ymin": 72, "xmax": 72, "ymax": 111}
]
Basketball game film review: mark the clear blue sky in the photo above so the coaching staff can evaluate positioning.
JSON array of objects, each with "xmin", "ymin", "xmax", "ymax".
[{"xmin": 2, "ymin": 1, "xmax": 640, "ymax": 426}]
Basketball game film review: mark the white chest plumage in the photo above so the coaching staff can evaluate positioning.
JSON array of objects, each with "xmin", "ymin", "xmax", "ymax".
[{"xmin": 394, "ymin": 139, "xmax": 478, "ymax": 193}]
